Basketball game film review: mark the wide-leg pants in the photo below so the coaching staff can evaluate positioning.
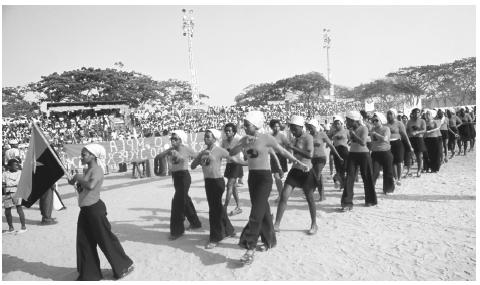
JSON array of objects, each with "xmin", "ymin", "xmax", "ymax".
[
  {"xmin": 341, "ymin": 152, "xmax": 377, "ymax": 207},
  {"xmin": 76, "ymin": 200, "xmax": 133, "ymax": 281},
  {"xmin": 333, "ymin": 145, "xmax": 349, "ymax": 188},
  {"xmin": 239, "ymin": 170, "xmax": 276, "ymax": 250},
  {"xmin": 424, "ymin": 137, "xmax": 443, "ymax": 172},
  {"xmin": 40, "ymin": 187, "xmax": 53, "ymax": 219},
  {"xmin": 204, "ymin": 178, "xmax": 235, "ymax": 242},
  {"xmin": 171, "ymin": 170, "xmax": 202, "ymax": 236},
  {"xmin": 371, "ymin": 151, "xmax": 395, "ymax": 194}
]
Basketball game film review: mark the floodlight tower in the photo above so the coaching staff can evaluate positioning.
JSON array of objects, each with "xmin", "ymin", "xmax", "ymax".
[
  {"xmin": 323, "ymin": 28, "xmax": 334, "ymax": 101},
  {"xmin": 182, "ymin": 9, "xmax": 200, "ymax": 103}
]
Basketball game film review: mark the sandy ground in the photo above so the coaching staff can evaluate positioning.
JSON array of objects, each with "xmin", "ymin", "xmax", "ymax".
[{"xmin": 2, "ymin": 151, "xmax": 476, "ymax": 281}]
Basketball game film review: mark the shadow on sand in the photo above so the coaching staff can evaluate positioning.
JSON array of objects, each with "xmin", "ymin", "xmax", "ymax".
[
  {"xmin": 110, "ymin": 207, "xmax": 244, "ymax": 267},
  {"xmin": 2, "ymin": 254, "xmax": 78, "ymax": 281}
]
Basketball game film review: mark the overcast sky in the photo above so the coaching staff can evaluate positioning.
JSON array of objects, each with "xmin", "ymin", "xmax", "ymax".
[{"xmin": 2, "ymin": 4, "xmax": 476, "ymax": 106}]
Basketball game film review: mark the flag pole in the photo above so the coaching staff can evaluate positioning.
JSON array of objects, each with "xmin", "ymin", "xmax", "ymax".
[{"xmin": 31, "ymin": 120, "xmax": 72, "ymax": 180}]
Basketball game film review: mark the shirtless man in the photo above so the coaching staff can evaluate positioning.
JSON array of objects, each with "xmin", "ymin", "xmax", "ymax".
[
  {"xmin": 406, "ymin": 108, "xmax": 427, "ymax": 177},
  {"xmin": 269, "ymin": 119, "xmax": 290, "ymax": 200},
  {"xmin": 341, "ymin": 110, "xmax": 377, "ymax": 211},
  {"xmin": 221, "ymin": 123, "xmax": 243, "ymax": 216},
  {"xmin": 274, "ymin": 115, "xmax": 318, "ymax": 235},
  {"xmin": 424, "ymin": 109, "xmax": 443, "ymax": 173},
  {"xmin": 229, "ymin": 111, "xmax": 307, "ymax": 265},
  {"xmin": 305, "ymin": 118, "xmax": 343, "ymax": 201},
  {"xmin": 386, "ymin": 109, "xmax": 413, "ymax": 185},
  {"xmin": 329, "ymin": 116, "xmax": 349, "ymax": 189},
  {"xmin": 446, "ymin": 108, "xmax": 461, "ymax": 158},
  {"xmin": 155, "ymin": 130, "xmax": 201, "ymax": 240},
  {"xmin": 191, "ymin": 129, "xmax": 247, "ymax": 249}
]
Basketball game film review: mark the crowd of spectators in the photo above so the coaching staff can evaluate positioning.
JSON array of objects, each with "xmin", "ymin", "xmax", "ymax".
[
  {"xmin": 134, "ymin": 100, "xmax": 364, "ymax": 136},
  {"xmin": 5, "ymin": 99, "xmax": 474, "ymax": 154}
]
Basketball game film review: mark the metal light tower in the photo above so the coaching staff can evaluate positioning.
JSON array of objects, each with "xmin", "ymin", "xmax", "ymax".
[
  {"xmin": 323, "ymin": 28, "xmax": 334, "ymax": 101},
  {"xmin": 182, "ymin": 9, "xmax": 200, "ymax": 103}
]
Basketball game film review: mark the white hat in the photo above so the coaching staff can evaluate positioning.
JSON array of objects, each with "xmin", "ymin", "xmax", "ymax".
[
  {"xmin": 244, "ymin": 110, "xmax": 265, "ymax": 129},
  {"xmin": 306, "ymin": 118, "xmax": 320, "ymax": 131},
  {"xmin": 9, "ymin": 139, "xmax": 18, "ymax": 145},
  {"xmin": 207, "ymin": 129, "xmax": 222, "ymax": 140},
  {"xmin": 333, "ymin": 115, "xmax": 344, "ymax": 123},
  {"xmin": 345, "ymin": 110, "xmax": 362, "ymax": 121},
  {"xmin": 171, "ymin": 130, "xmax": 188, "ymax": 144},
  {"xmin": 289, "ymin": 115, "xmax": 305, "ymax": 127},
  {"xmin": 373, "ymin": 112, "xmax": 388, "ymax": 124},
  {"xmin": 84, "ymin": 143, "xmax": 106, "ymax": 160},
  {"xmin": 84, "ymin": 143, "xmax": 107, "ymax": 174}
]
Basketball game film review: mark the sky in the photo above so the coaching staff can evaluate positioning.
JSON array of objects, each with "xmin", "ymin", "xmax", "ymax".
[{"xmin": 2, "ymin": 4, "xmax": 476, "ymax": 106}]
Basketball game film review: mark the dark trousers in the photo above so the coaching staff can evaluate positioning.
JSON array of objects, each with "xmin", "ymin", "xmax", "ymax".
[
  {"xmin": 239, "ymin": 170, "xmax": 276, "ymax": 250},
  {"xmin": 371, "ymin": 151, "xmax": 395, "ymax": 194},
  {"xmin": 311, "ymin": 157, "xmax": 327, "ymax": 197},
  {"xmin": 448, "ymin": 131, "xmax": 457, "ymax": 152},
  {"xmin": 333, "ymin": 145, "xmax": 349, "ymax": 188},
  {"xmin": 205, "ymin": 178, "xmax": 235, "ymax": 242},
  {"xmin": 40, "ymin": 188, "xmax": 53, "ymax": 219},
  {"xmin": 132, "ymin": 161, "xmax": 145, "ymax": 177},
  {"xmin": 424, "ymin": 137, "xmax": 443, "ymax": 172},
  {"xmin": 76, "ymin": 200, "xmax": 133, "ymax": 281},
  {"xmin": 341, "ymin": 152, "xmax": 377, "ymax": 207},
  {"xmin": 171, "ymin": 171, "xmax": 201, "ymax": 236}
]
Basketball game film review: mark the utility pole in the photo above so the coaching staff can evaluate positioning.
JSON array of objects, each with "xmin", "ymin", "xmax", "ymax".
[
  {"xmin": 182, "ymin": 9, "xmax": 200, "ymax": 104},
  {"xmin": 323, "ymin": 28, "xmax": 334, "ymax": 101}
]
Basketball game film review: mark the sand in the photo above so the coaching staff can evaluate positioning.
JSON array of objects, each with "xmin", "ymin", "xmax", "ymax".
[{"xmin": 2, "ymin": 151, "xmax": 476, "ymax": 281}]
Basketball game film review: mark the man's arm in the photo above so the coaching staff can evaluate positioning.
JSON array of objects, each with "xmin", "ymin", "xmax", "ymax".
[
  {"xmin": 285, "ymin": 135, "xmax": 312, "ymax": 159},
  {"xmin": 268, "ymin": 136, "xmax": 308, "ymax": 170},
  {"xmin": 190, "ymin": 152, "xmax": 203, "ymax": 170}
]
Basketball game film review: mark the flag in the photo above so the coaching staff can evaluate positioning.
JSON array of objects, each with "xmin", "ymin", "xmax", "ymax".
[{"xmin": 15, "ymin": 123, "xmax": 65, "ymax": 208}]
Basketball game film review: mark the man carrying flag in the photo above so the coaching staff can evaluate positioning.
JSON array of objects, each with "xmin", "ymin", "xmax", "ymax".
[{"xmin": 15, "ymin": 122, "xmax": 67, "ymax": 208}]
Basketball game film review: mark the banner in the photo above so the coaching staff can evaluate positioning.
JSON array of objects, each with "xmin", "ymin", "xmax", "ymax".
[{"xmin": 62, "ymin": 132, "xmax": 207, "ymax": 169}]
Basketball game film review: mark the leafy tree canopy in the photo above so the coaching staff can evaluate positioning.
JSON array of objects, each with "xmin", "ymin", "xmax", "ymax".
[{"xmin": 235, "ymin": 71, "xmax": 330, "ymax": 106}]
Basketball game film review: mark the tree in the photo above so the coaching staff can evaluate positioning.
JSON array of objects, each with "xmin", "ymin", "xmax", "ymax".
[
  {"xmin": 234, "ymin": 71, "xmax": 330, "ymax": 107},
  {"xmin": 284, "ymin": 72, "xmax": 330, "ymax": 109},
  {"xmin": 2, "ymin": 86, "xmax": 39, "ymax": 117},
  {"xmin": 387, "ymin": 57, "xmax": 475, "ymax": 106},
  {"xmin": 234, "ymin": 83, "xmax": 275, "ymax": 106},
  {"xmin": 333, "ymin": 85, "xmax": 354, "ymax": 99},
  {"xmin": 29, "ymin": 67, "xmax": 196, "ymax": 108}
]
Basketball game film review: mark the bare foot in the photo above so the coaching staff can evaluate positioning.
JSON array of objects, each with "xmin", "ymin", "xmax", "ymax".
[{"xmin": 273, "ymin": 224, "xmax": 280, "ymax": 232}]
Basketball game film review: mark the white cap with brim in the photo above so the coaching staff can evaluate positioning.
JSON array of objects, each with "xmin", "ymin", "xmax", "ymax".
[
  {"xmin": 289, "ymin": 115, "xmax": 305, "ymax": 127},
  {"xmin": 345, "ymin": 110, "xmax": 362, "ymax": 121},
  {"xmin": 373, "ymin": 112, "xmax": 388, "ymax": 124},
  {"xmin": 244, "ymin": 111, "xmax": 265, "ymax": 129},
  {"xmin": 306, "ymin": 118, "xmax": 320, "ymax": 131},
  {"xmin": 84, "ymin": 143, "xmax": 106, "ymax": 160},
  {"xmin": 171, "ymin": 130, "xmax": 188, "ymax": 144}
]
